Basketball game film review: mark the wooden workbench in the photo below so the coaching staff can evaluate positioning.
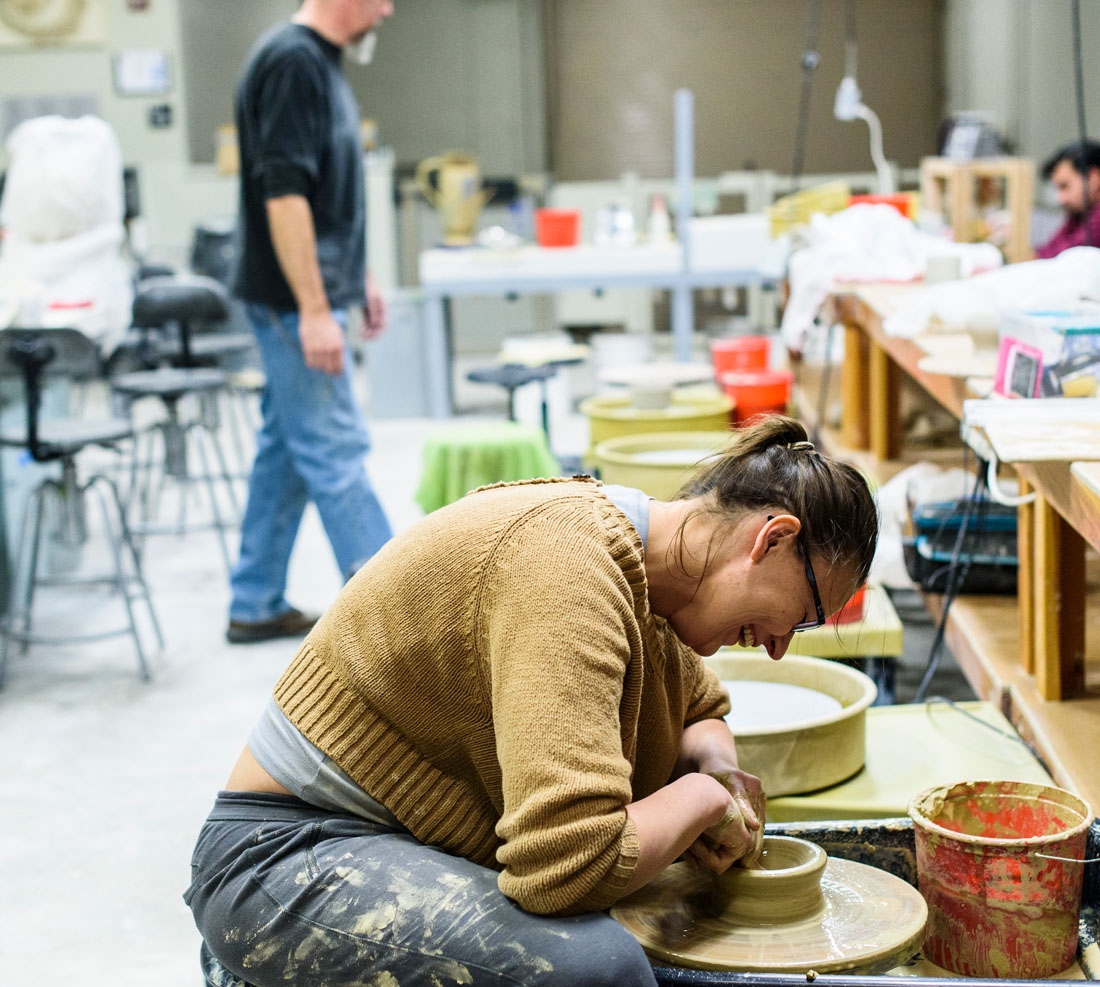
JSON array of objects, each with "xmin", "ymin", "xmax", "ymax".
[{"xmin": 803, "ymin": 283, "xmax": 1100, "ymax": 817}]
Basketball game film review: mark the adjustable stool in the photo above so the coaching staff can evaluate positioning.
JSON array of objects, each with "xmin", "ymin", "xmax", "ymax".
[
  {"xmin": 110, "ymin": 278, "xmax": 240, "ymax": 570},
  {"xmin": 465, "ymin": 363, "xmax": 558, "ymax": 429},
  {"xmin": 0, "ymin": 328, "xmax": 162, "ymax": 687}
]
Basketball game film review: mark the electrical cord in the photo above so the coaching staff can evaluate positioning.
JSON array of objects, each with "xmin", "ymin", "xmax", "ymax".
[
  {"xmin": 986, "ymin": 452, "xmax": 1036, "ymax": 506},
  {"xmin": 843, "ymin": 0, "xmax": 858, "ymax": 78},
  {"xmin": 1071, "ymin": 0, "xmax": 1093, "ymax": 246},
  {"xmin": 789, "ymin": 0, "xmax": 823, "ymax": 195},
  {"xmin": 922, "ymin": 696, "xmax": 1055, "ymax": 779},
  {"xmin": 810, "ymin": 317, "xmax": 835, "ymax": 448},
  {"xmin": 912, "ymin": 463, "xmax": 990, "ymax": 702}
]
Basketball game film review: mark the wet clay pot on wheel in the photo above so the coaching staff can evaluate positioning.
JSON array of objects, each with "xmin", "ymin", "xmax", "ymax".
[
  {"xmin": 717, "ymin": 836, "xmax": 827, "ymax": 925},
  {"xmin": 611, "ymin": 836, "xmax": 927, "ymax": 974}
]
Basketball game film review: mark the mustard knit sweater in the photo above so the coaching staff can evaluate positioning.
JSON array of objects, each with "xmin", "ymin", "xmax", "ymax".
[{"xmin": 273, "ymin": 477, "xmax": 730, "ymax": 916}]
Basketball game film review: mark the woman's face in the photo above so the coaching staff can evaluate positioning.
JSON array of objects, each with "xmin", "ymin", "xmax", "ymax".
[{"xmin": 661, "ymin": 513, "xmax": 857, "ymax": 659}]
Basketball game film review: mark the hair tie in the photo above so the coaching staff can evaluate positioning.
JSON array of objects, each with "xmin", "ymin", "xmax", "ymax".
[{"xmin": 787, "ymin": 440, "xmax": 816, "ymax": 452}]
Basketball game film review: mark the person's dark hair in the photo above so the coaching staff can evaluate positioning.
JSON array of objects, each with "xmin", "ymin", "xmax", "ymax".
[
  {"xmin": 1042, "ymin": 140, "xmax": 1100, "ymax": 180},
  {"xmin": 673, "ymin": 415, "xmax": 878, "ymax": 593}
]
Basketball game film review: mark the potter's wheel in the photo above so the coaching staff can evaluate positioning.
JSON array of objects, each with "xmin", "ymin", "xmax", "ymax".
[{"xmin": 611, "ymin": 837, "xmax": 927, "ymax": 975}]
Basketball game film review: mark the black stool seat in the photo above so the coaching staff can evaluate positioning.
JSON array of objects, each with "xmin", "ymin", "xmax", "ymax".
[
  {"xmin": 187, "ymin": 333, "xmax": 257, "ymax": 360},
  {"xmin": 466, "ymin": 363, "xmax": 557, "ymax": 389},
  {"xmin": 132, "ymin": 275, "xmax": 229, "ymax": 328},
  {"xmin": 467, "ymin": 362, "xmax": 560, "ymax": 431},
  {"xmin": 112, "ymin": 367, "xmax": 227, "ymax": 400},
  {"xmin": 0, "ymin": 417, "xmax": 132, "ymax": 457}
]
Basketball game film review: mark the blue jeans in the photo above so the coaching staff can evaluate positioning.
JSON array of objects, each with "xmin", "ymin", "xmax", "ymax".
[
  {"xmin": 229, "ymin": 305, "xmax": 392, "ymax": 622},
  {"xmin": 185, "ymin": 792, "xmax": 658, "ymax": 987}
]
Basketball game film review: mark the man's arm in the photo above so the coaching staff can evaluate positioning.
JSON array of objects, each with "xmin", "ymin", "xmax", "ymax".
[{"xmin": 265, "ymin": 194, "xmax": 345, "ymax": 375}]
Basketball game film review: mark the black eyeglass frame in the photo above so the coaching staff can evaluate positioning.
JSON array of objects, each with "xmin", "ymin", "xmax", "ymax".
[{"xmin": 792, "ymin": 537, "xmax": 826, "ymax": 632}]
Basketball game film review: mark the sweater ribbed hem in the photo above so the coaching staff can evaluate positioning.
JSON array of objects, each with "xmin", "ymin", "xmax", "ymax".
[{"xmin": 273, "ymin": 646, "xmax": 503, "ymax": 869}]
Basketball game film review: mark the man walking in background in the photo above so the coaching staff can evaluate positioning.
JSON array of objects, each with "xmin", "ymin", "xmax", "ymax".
[{"xmin": 227, "ymin": 0, "xmax": 395, "ymax": 644}]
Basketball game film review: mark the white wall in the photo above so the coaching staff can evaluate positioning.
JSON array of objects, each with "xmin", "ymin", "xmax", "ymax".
[{"xmin": 944, "ymin": 0, "xmax": 1100, "ymax": 173}]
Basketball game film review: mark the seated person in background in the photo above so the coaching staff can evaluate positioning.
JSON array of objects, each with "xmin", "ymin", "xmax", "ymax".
[{"xmin": 1035, "ymin": 140, "xmax": 1100, "ymax": 258}]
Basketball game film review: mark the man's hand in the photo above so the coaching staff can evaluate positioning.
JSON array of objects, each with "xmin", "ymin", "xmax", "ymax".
[
  {"xmin": 362, "ymin": 276, "xmax": 387, "ymax": 340},
  {"xmin": 299, "ymin": 309, "xmax": 346, "ymax": 375}
]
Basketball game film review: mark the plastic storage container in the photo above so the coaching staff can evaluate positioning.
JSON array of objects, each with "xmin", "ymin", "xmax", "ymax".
[
  {"xmin": 719, "ymin": 368, "xmax": 793, "ymax": 424},
  {"xmin": 999, "ymin": 305, "xmax": 1100, "ymax": 365}
]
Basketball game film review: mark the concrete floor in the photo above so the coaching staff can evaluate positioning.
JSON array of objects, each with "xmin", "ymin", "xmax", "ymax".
[{"xmin": 0, "ymin": 366, "xmax": 974, "ymax": 986}]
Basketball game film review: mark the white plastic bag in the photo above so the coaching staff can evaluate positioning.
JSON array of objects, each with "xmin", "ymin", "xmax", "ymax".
[{"xmin": 0, "ymin": 114, "xmax": 124, "ymax": 242}]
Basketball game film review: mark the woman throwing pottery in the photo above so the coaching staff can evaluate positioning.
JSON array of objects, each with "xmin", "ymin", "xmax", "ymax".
[{"xmin": 185, "ymin": 414, "xmax": 878, "ymax": 987}]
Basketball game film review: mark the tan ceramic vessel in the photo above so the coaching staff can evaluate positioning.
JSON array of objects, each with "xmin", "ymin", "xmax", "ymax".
[{"xmin": 706, "ymin": 654, "xmax": 877, "ymax": 796}]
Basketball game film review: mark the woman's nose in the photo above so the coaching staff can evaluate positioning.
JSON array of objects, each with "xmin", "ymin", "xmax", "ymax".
[{"xmin": 765, "ymin": 633, "xmax": 793, "ymax": 661}]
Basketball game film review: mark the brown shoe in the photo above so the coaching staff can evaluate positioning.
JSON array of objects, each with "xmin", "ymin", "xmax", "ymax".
[{"xmin": 226, "ymin": 608, "xmax": 318, "ymax": 644}]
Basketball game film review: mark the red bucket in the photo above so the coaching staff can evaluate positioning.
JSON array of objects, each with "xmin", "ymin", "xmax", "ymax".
[
  {"xmin": 535, "ymin": 208, "xmax": 580, "ymax": 247},
  {"xmin": 908, "ymin": 780, "xmax": 1092, "ymax": 978},
  {"xmin": 826, "ymin": 583, "xmax": 866, "ymax": 625},
  {"xmin": 848, "ymin": 193, "xmax": 914, "ymax": 218},
  {"xmin": 710, "ymin": 335, "xmax": 770, "ymax": 376},
  {"xmin": 718, "ymin": 368, "xmax": 793, "ymax": 425}
]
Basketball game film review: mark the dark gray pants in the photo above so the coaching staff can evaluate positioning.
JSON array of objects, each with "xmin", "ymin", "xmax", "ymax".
[{"xmin": 185, "ymin": 792, "xmax": 658, "ymax": 987}]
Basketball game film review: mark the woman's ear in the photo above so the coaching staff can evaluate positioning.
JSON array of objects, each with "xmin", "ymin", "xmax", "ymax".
[{"xmin": 749, "ymin": 513, "xmax": 802, "ymax": 563}]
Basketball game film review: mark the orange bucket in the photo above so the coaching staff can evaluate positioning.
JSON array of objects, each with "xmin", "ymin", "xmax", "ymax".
[
  {"xmin": 710, "ymin": 335, "xmax": 770, "ymax": 376},
  {"xmin": 718, "ymin": 368, "xmax": 793, "ymax": 425},
  {"xmin": 826, "ymin": 583, "xmax": 866, "ymax": 625},
  {"xmin": 908, "ymin": 780, "xmax": 1092, "ymax": 978},
  {"xmin": 848, "ymin": 193, "xmax": 914, "ymax": 218},
  {"xmin": 535, "ymin": 208, "xmax": 580, "ymax": 247}
]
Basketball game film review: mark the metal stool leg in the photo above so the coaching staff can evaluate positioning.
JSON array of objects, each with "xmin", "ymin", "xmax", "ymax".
[
  {"xmin": 192, "ymin": 424, "xmax": 235, "ymax": 571},
  {"xmin": 17, "ymin": 483, "xmax": 51, "ymax": 653},
  {"xmin": 88, "ymin": 477, "xmax": 151, "ymax": 682},
  {"xmin": 201, "ymin": 419, "xmax": 241, "ymax": 514},
  {"xmin": 0, "ymin": 484, "xmax": 46, "ymax": 688},
  {"xmin": 98, "ymin": 473, "xmax": 165, "ymax": 653}
]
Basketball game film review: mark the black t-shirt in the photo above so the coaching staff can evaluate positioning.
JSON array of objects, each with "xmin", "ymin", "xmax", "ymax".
[{"xmin": 232, "ymin": 22, "xmax": 366, "ymax": 311}]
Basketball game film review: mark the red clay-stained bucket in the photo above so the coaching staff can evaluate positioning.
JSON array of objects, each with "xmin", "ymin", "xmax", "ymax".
[
  {"xmin": 908, "ymin": 780, "xmax": 1092, "ymax": 978},
  {"xmin": 710, "ymin": 335, "xmax": 770, "ymax": 376}
]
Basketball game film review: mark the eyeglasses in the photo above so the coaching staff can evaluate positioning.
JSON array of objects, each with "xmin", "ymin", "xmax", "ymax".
[{"xmin": 792, "ymin": 538, "xmax": 826, "ymax": 632}]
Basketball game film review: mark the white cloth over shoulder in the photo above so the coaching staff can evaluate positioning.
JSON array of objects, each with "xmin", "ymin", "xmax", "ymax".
[
  {"xmin": 780, "ymin": 203, "xmax": 1003, "ymax": 351},
  {"xmin": 881, "ymin": 246, "xmax": 1100, "ymax": 339},
  {"xmin": 0, "ymin": 115, "xmax": 133, "ymax": 352}
]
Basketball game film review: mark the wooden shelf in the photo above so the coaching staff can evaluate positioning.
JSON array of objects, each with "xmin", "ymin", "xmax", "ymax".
[{"xmin": 920, "ymin": 156, "xmax": 1035, "ymax": 263}]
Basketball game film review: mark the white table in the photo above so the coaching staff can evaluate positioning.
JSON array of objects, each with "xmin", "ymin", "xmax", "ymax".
[{"xmin": 418, "ymin": 239, "xmax": 785, "ymax": 417}]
